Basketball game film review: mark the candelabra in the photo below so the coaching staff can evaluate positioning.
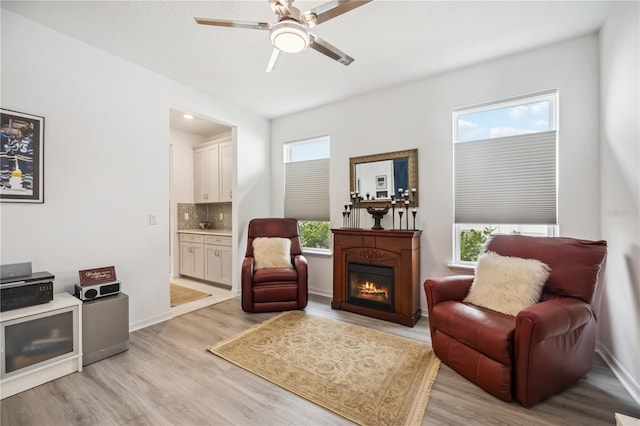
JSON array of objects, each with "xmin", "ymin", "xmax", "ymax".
[
  {"xmin": 342, "ymin": 192, "xmax": 364, "ymax": 228},
  {"xmin": 390, "ymin": 195, "xmax": 396, "ymax": 230},
  {"xmin": 412, "ymin": 208, "xmax": 417, "ymax": 230},
  {"xmin": 341, "ymin": 188, "xmax": 419, "ymax": 231}
]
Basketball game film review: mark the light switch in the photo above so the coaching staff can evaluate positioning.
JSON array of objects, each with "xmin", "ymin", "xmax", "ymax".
[{"xmin": 149, "ymin": 213, "xmax": 158, "ymax": 225}]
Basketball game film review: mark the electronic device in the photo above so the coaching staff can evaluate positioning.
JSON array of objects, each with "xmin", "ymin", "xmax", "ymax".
[
  {"xmin": 74, "ymin": 281, "xmax": 120, "ymax": 301},
  {"xmin": 0, "ymin": 271, "xmax": 55, "ymax": 312},
  {"xmin": 0, "ymin": 262, "xmax": 33, "ymax": 280}
]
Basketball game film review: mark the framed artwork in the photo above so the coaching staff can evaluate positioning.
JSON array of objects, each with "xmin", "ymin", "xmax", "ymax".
[
  {"xmin": 375, "ymin": 175, "xmax": 387, "ymax": 190},
  {"xmin": 0, "ymin": 109, "xmax": 44, "ymax": 203}
]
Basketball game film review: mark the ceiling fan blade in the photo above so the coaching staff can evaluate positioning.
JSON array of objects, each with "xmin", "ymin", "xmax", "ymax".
[
  {"xmin": 194, "ymin": 17, "xmax": 271, "ymax": 31},
  {"xmin": 302, "ymin": 0, "xmax": 372, "ymax": 28},
  {"xmin": 308, "ymin": 34, "xmax": 354, "ymax": 66},
  {"xmin": 268, "ymin": 0, "xmax": 300, "ymax": 20},
  {"xmin": 266, "ymin": 48, "xmax": 284, "ymax": 72}
]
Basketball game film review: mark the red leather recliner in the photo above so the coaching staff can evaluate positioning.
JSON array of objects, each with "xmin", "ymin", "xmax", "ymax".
[
  {"xmin": 241, "ymin": 218, "xmax": 308, "ymax": 313},
  {"xmin": 424, "ymin": 235, "xmax": 607, "ymax": 406}
]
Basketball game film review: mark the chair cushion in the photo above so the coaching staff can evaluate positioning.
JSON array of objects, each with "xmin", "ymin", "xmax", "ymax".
[
  {"xmin": 432, "ymin": 300, "xmax": 516, "ymax": 365},
  {"xmin": 253, "ymin": 267, "xmax": 298, "ymax": 284},
  {"xmin": 464, "ymin": 251, "xmax": 550, "ymax": 316},
  {"xmin": 252, "ymin": 237, "xmax": 294, "ymax": 270}
]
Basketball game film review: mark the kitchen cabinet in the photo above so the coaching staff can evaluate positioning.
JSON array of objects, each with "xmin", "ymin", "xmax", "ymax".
[
  {"xmin": 179, "ymin": 234, "xmax": 204, "ymax": 280},
  {"xmin": 219, "ymin": 141, "xmax": 232, "ymax": 202},
  {"xmin": 179, "ymin": 233, "xmax": 231, "ymax": 286},
  {"xmin": 204, "ymin": 235, "xmax": 232, "ymax": 285},
  {"xmin": 194, "ymin": 138, "xmax": 232, "ymax": 203}
]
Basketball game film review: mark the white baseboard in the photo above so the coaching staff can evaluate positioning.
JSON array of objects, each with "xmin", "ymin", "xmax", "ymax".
[
  {"xmin": 129, "ymin": 311, "xmax": 172, "ymax": 332},
  {"xmin": 309, "ymin": 288, "xmax": 333, "ymax": 298},
  {"xmin": 596, "ymin": 342, "xmax": 640, "ymax": 407}
]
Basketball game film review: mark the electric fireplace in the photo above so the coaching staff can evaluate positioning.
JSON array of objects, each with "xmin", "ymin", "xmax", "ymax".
[
  {"xmin": 331, "ymin": 228, "xmax": 422, "ymax": 327},
  {"xmin": 348, "ymin": 263, "xmax": 394, "ymax": 312}
]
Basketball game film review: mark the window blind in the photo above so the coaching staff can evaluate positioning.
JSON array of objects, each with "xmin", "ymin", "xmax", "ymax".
[
  {"xmin": 454, "ymin": 130, "xmax": 557, "ymax": 224},
  {"xmin": 285, "ymin": 158, "xmax": 330, "ymax": 221}
]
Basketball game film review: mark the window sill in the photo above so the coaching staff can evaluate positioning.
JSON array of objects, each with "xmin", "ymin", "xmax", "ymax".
[
  {"xmin": 302, "ymin": 248, "xmax": 332, "ymax": 257},
  {"xmin": 447, "ymin": 263, "xmax": 475, "ymax": 273}
]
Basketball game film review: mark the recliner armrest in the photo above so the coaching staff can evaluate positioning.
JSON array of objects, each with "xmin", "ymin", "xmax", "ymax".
[
  {"xmin": 424, "ymin": 275, "xmax": 474, "ymax": 306},
  {"xmin": 516, "ymin": 297, "xmax": 593, "ymax": 341},
  {"xmin": 241, "ymin": 256, "xmax": 255, "ymax": 312},
  {"xmin": 293, "ymin": 254, "xmax": 308, "ymax": 309},
  {"xmin": 514, "ymin": 297, "xmax": 596, "ymax": 407},
  {"xmin": 293, "ymin": 254, "xmax": 307, "ymax": 271}
]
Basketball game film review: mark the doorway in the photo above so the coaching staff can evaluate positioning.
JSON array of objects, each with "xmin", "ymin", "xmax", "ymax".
[{"xmin": 168, "ymin": 108, "xmax": 235, "ymax": 316}]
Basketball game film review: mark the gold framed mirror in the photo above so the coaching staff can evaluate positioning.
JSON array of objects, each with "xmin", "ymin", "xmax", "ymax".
[{"xmin": 349, "ymin": 149, "xmax": 418, "ymax": 207}]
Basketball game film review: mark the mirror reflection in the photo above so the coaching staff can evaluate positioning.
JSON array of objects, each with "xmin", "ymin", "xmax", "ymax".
[{"xmin": 350, "ymin": 149, "xmax": 418, "ymax": 207}]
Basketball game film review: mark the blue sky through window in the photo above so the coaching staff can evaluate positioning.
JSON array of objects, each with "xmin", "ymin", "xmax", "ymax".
[
  {"xmin": 457, "ymin": 101, "xmax": 550, "ymax": 142},
  {"xmin": 288, "ymin": 138, "xmax": 330, "ymax": 162}
]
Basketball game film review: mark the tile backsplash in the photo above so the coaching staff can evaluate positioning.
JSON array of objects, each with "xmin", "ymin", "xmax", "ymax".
[{"xmin": 177, "ymin": 202, "xmax": 232, "ymax": 230}]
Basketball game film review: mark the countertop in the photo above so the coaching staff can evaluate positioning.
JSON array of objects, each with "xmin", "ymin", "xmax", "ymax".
[{"xmin": 178, "ymin": 229, "xmax": 232, "ymax": 236}]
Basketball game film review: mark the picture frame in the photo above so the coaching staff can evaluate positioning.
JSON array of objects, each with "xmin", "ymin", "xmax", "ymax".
[
  {"xmin": 375, "ymin": 175, "xmax": 387, "ymax": 190},
  {"xmin": 1, "ymin": 109, "xmax": 44, "ymax": 203}
]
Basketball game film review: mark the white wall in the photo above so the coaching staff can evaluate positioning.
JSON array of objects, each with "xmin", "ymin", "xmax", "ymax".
[
  {"xmin": 0, "ymin": 10, "xmax": 271, "ymax": 329},
  {"xmin": 168, "ymin": 128, "xmax": 207, "ymax": 278},
  {"xmin": 272, "ymin": 34, "xmax": 601, "ymax": 303},
  {"xmin": 598, "ymin": 1, "xmax": 640, "ymax": 404}
]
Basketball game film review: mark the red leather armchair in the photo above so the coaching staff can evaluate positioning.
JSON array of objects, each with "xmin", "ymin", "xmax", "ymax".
[
  {"xmin": 424, "ymin": 235, "xmax": 607, "ymax": 406},
  {"xmin": 241, "ymin": 218, "xmax": 308, "ymax": 313}
]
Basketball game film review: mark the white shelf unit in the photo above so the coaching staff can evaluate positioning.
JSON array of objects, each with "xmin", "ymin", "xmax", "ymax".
[{"xmin": 0, "ymin": 292, "xmax": 82, "ymax": 399}]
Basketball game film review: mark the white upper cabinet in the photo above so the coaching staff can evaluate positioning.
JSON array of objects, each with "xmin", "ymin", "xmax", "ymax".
[
  {"xmin": 219, "ymin": 141, "xmax": 232, "ymax": 202},
  {"xmin": 193, "ymin": 138, "xmax": 232, "ymax": 203}
]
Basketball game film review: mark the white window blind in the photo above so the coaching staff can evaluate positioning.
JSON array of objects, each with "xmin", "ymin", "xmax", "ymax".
[
  {"xmin": 285, "ymin": 158, "xmax": 330, "ymax": 221},
  {"xmin": 454, "ymin": 130, "xmax": 557, "ymax": 224}
]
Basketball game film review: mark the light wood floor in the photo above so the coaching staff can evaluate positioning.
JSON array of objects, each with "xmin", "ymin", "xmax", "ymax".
[{"xmin": 2, "ymin": 295, "xmax": 639, "ymax": 426}]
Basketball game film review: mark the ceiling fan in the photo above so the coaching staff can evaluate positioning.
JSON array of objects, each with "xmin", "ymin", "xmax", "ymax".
[{"xmin": 195, "ymin": 0, "xmax": 372, "ymax": 72}]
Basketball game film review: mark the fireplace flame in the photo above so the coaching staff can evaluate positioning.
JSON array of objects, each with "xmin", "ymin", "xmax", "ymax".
[{"xmin": 358, "ymin": 281, "xmax": 389, "ymax": 300}]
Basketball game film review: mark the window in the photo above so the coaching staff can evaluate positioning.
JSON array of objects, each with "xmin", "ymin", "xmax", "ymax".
[
  {"xmin": 453, "ymin": 90, "xmax": 558, "ymax": 264},
  {"xmin": 284, "ymin": 136, "xmax": 330, "ymax": 252}
]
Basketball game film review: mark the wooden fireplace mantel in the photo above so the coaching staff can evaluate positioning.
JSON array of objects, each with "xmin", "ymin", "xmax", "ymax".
[{"xmin": 331, "ymin": 228, "xmax": 422, "ymax": 327}]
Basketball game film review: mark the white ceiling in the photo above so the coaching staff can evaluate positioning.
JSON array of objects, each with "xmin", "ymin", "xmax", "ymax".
[
  {"xmin": 169, "ymin": 108, "xmax": 232, "ymax": 138},
  {"xmin": 3, "ymin": 1, "xmax": 614, "ymax": 120}
]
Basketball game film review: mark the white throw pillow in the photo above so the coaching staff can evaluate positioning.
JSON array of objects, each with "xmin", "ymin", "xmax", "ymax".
[
  {"xmin": 252, "ymin": 237, "xmax": 293, "ymax": 270},
  {"xmin": 463, "ymin": 251, "xmax": 550, "ymax": 316}
]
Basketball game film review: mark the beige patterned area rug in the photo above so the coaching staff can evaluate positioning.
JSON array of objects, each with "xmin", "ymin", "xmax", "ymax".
[
  {"xmin": 207, "ymin": 311, "xmax": 440, "ymax": 425},
  {"xmin": 170, "ymin": 284, "xmax": 210, "ymax": 307}
]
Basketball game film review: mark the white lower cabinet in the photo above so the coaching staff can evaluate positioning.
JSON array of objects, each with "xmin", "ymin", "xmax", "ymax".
[
  {"xmin": 204, "ymin": 236, "xmax": 232, "ymax": 286},
  {"xmin": 179, "ymin": 233, "xmax": 231, "ymax": 286},
  {"xmin": 179, "ymin": 234, "xmax": 205, "ymax": 280}
]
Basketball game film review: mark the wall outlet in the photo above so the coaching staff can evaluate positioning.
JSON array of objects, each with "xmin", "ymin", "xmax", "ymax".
[
  {"xmin": 219, "ymin": 212, "xmax": 224, "ymax": 220},
  {"xmin": 184, "ymin": 212, "xmax": 189, "ymax": 220}
]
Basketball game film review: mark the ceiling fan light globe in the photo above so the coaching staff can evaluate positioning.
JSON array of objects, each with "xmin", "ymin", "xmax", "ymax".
[{"xmin": 270, "ymin": 21, "xmax": 309, "ymax": 53}]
